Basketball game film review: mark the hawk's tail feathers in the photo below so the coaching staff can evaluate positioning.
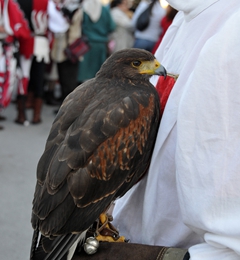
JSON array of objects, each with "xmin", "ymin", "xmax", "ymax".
[
  {"xmin": 30, "ymin": 229, "xmax": 39, "ymax": 260},
  {"xmin": 30, "ymin": 231, "xmax": 86, "ymax": 260}
]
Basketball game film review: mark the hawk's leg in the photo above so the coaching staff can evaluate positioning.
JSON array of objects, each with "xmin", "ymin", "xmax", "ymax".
[{"xmin": 94, "ymin": 213, "xmax": 127, "ymax": 243}]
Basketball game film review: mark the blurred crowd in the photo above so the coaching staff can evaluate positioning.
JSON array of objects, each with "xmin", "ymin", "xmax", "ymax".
[{"xmin": 0, "ymin": 0, "xmax": 177, "ymax": 130}]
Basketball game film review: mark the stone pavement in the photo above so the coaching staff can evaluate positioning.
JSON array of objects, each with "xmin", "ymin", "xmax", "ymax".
[{"xmin": 0, "ymin": 102, "xmax": 57, "ymax": 260}]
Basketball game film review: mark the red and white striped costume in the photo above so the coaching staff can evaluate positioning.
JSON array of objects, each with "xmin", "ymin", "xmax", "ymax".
[
  {"xmin": 0, "ymin": 0, "xmax": 49, "ymax": 108},
  {"xmin": 0, "ymin": 0, "xmax": 31, "ymax": 108}
]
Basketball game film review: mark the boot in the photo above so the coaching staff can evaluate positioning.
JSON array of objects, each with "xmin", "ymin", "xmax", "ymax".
[
  {"xmin": 15, "ymin": 95, "xmax": 29, "ymax": 126},
  {"xmin": 0, "ymin": 115, "xmax": 6, "ymax": 121},
  {"xmin": 26, "ymin": 91, "xmax": 34, "ymax": 109},
  {"xmin": 45, "ymin": 90, "xmax": 61, "ymax": 106},
  {"xmin": 45, "ymin": 80, "xmax": 62, "ymax": 106},
  {"xmin": 32, "ymin": 97, "xmax": 43, "ymax": 124}
]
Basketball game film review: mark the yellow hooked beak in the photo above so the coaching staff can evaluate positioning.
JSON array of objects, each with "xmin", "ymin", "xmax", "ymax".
[{"xmin": 139, "ymin": 59, "xmax": 167, "ymax": 77}]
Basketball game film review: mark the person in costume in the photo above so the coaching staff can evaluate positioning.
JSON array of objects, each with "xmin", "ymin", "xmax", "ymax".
[
  {"xmin": 48, "ymin": 0, "xmax": 82, "ymax": 113},
  {"xmin": 0, "ymin": 0, "xmax": 32, "ymax": 128},
  {"xmin": 113, "ymin": 0, "xmax": 240, "ymax": 259},
  {"xmin": 15, "ymin": 0, "xmax": 49, "ymax": 125},
  {"xmin": 77, "ymin": 0, "xmax": 116, "ymax": 84}
]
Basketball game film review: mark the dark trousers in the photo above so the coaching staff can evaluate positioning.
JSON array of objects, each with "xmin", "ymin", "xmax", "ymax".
[
  {"xmin": 28, "ymin": 56, "xmax": 46, "ymax": 98},
  {"xmin": 57, "ymin": 59, "xmax": 79, "ymax": 101}
]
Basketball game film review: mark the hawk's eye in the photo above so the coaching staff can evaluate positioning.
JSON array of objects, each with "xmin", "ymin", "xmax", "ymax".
[{"xmin": 132, "ymin": 60, "xmax": 142, "ymax": 67}]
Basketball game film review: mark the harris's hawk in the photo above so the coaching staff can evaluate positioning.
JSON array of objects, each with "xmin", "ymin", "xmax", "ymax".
[{"xmin": 30, "ymin": 48, "xmax": 166, "ymax": 260}]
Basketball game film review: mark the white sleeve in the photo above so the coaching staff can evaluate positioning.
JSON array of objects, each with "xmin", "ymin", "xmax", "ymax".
[{"xmin": 176, "ymin": 11, "xmax": 240, "ymax": 260}]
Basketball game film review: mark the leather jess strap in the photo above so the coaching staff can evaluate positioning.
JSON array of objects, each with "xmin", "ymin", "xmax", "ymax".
[{"xmin": 73, "ymin": 241, "xmax": 189, "ymax": 260}]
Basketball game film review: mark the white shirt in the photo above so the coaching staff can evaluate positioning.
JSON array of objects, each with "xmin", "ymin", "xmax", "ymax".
[{"xmin": 113, "ymin": 0, "xmax": 240, "ymax": 259}]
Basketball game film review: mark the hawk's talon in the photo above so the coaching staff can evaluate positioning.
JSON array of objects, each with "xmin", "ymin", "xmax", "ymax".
[{"xmin": 94, "ymin": 213, "xmax": 128, "ymax": 243}]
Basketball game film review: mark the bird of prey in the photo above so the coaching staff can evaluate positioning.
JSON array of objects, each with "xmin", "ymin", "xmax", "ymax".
[{"xmin": 30, "ymin": 48, "xmax": 166, "ymax": 260}]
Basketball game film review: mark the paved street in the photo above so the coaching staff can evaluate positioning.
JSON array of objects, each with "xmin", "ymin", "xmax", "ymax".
[{"xmin": 0, "ymin": 102, "xmax": 57, "ymax": 259}]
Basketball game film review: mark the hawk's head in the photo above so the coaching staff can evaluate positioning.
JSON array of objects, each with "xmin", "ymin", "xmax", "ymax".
[{"xmin": 96, "ymin": 48, "xmax": 166, "ymax": 81}]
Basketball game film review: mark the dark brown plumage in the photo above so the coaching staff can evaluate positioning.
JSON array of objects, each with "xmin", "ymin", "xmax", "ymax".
[{"xmin": 30, "ymin": 48, "xmax": 166, "ymax": 260}]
